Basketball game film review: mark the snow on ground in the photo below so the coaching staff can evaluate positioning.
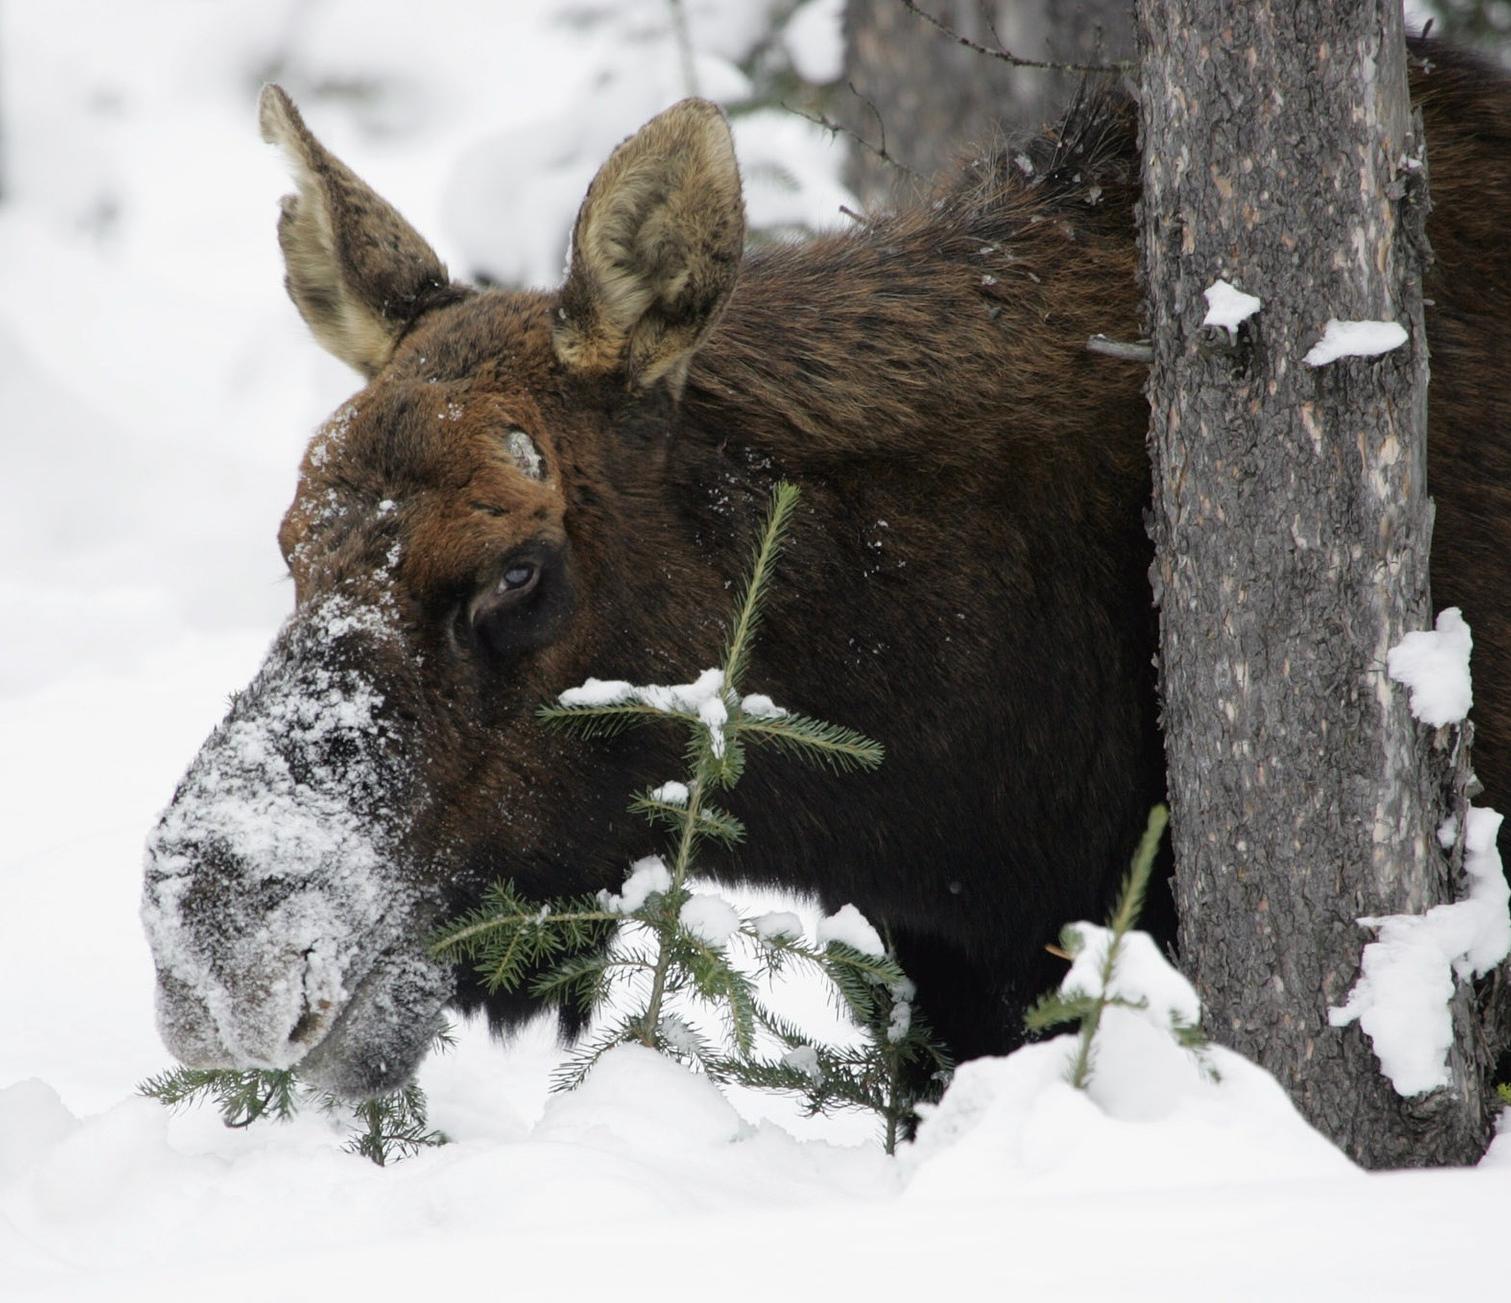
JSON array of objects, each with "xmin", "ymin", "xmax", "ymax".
[{"xmin": 2, "ymin": 4, "xmax": 1509, "ymax": 1299}]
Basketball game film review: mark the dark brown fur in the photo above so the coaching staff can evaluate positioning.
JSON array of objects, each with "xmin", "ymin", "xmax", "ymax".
[{"xmin": 148, "ymin": 46, "xmax": 1511, "ymax": 1088}]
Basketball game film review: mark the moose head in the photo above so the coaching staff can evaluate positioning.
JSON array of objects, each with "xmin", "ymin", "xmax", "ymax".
[{"xmin": 142, "ymin": 87, "xmax": 750, "ymax": 1095}]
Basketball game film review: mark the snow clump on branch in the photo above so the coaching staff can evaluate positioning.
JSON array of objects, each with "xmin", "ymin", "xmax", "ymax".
[{"xmin": 816, "ymin": 903, "xmax": 885, "ymax": 956}]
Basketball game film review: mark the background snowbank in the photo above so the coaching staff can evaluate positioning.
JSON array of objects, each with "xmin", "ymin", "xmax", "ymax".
[{"xmin": 2, "ymin": 3, "xmax": 1508, "ymax": 1298}]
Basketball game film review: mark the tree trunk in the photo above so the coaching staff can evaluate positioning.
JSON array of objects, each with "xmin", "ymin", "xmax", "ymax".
[
  {"xmin": 842, "ymin": 0, "xmax": 1132, "ymax": 208},
  {"xmin": 1137, "ymin": 1, "xmax": 1496, "ymax": 1166}
]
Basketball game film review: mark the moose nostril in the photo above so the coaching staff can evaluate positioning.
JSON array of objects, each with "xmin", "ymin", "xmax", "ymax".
[{"xmin": 288, "ymin": 998, "xmax": 333, "ymax": 1047}]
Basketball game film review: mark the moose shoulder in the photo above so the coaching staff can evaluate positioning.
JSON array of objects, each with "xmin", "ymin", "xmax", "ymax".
[{"xmin": 143, "ymin": 52, "xmax": 1511, "ymax": 1097}]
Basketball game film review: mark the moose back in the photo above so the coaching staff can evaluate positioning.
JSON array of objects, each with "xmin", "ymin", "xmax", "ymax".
[{"xmin": 142, "ymin": 51, "xmax": 1511, "ymax": 1096}]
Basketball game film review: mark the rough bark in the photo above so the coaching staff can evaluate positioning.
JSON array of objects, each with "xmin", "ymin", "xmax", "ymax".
[
  {"xmin": 1137, "ymin": 3, "xmax": 1495, "ymax": 1166},
  {"xmin": 842, "ymin": 0, "xmax": 1133, "ymax": 209}
]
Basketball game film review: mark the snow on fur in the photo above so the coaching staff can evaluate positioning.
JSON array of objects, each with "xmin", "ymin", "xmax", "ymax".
[{"xmin": 140, "ymin": 594, "xmax": 445, "ymax": 1071}]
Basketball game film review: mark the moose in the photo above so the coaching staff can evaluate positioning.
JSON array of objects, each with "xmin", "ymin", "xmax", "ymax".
[{"xmin": 143, "ymin": 47, "xmax": 1511, "ymax": 1099}]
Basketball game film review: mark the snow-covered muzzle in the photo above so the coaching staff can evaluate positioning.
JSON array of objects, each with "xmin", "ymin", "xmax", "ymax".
[{"xmin": 142, "ymin": 595, "xmax": 453, "ymax": 1096}]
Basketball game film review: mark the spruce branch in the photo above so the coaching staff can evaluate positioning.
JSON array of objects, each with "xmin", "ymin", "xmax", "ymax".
[
  {"xmin": 139, "ymin": 1066, "xmax": 299, "ymax": 1128},
  {"xmin": 536, "ymin": 700, "xmax": 698, "ymax": 737},
  {"xmin": 551, "ymin": 1021, "xmax": 641, "ymax": 1093},
  {"xmin": 629, "ymin": 789, "xmax": 747, "ymax": 845},
  {"xmin": 733, "ymin": 712, "xmax": 884, "ymax": 773},
  {"xmin": 431, "ymin": 882, "xmax": 618, "ymax": 994},
  {"xmin": 344, "ymin": 1084, "xmax": 447, "ymax": 1166},
  {"xmin": 722, "ymin": 481, "xmax": 801, "ymax": 695},
  {"xmin": 138, "ymin": 1024, "xmax": 454, "ymax": 1166}
]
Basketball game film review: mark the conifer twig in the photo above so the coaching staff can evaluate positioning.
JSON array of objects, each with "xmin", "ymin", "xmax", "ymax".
[
  {"xmin": 1087, "ymin": 334, "xmax": 1154, "ymax": 363},
  {"xmin": 785, "ymin": 84, "xmax": 923, "ymax": 186},
  {"xmin": 898, "ymin": 0, "xmax": 1127, "ymax": 74}
]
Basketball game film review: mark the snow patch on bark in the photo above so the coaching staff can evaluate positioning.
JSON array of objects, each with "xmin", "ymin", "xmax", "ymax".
[
  {"xmin": 1202, "ymin": 279, "xmax": 1261, "ymax": 337},
  {"xmin": 1328, "ymin": 808, "xmax": 1508, "ymax": 1096},
  {"xmin": 1303, "ymin": 318, "xmax": 1407, "ymax": 366},
  {"xmin": 1332, "ymin": 606, "xmax": 1508, "ymax": 1097},
  {"xmin": 1387, "ymin": 607, "xmax": 1473, "ymax": 726},
  {"xmin": 1329, "ymin": 804, "xmax": 1509, "ymax": 1097}
]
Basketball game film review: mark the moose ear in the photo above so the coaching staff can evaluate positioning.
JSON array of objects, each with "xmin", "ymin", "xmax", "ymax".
[
  {"xmin": 258, "ymin": 85, "xmax": 455, "ymax": 377},
  {"xmin": 554, "ymin": 98, "xmax": 745, "ymax": 393}
]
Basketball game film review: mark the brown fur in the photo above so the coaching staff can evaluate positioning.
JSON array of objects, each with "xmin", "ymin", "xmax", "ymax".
[
  {"xmin": 258, "ymin": 85, "xmax": 465, "ymax": 376},
  {"xmin": 555, "ymin": 97, "xmax": 746, "ymax": 392},
  {"xmin": 154, "ymin": 49, "xmax": 1511, "ymax": 1089}
]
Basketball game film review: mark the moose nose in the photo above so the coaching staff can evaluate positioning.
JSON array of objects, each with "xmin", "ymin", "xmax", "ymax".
[
  {"xmin": 143, "ymin": 828, "xmax": 357, "ymax": 1070},
  {"xmin": 150, "ymin": 927, "xmax": 344, "ymax": 1070},
  {"xmin": 153, "ymin": 969, "xmax": 234, "ymax": 1068}
]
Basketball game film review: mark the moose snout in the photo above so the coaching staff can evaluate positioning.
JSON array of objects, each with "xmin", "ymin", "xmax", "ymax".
[
  {"xmin": 143, "ymin": 828, "xmax": 370, "ymax": 1071},
  {"xmin": 148, "ymin": 913, "xmax": 349, "ymax": 1071}
]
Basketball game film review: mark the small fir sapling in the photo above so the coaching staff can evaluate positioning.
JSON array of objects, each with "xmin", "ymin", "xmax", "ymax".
[
  {"xmin": 1026, "ymin": 805, "xmax": 1213, "ymax": 1088},
  {"xmin": 138, "ymin": 1026, "xmax": 452, "ymax": 1165},
  {"xmin": 431, "ymin": 483, "xmax": 950, "ymax": 1150},
  {"xmin": 718, "ymin": 927, "xmax": 953, "ymax": 1154}
]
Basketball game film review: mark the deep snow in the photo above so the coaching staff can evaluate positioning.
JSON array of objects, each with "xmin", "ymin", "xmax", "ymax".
[{"xmin": 3, "ymin": 3, "xmax": 1510, "ymax": 1300}]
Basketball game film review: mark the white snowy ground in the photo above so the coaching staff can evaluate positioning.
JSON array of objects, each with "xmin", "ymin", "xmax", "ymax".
[{"xmin": 2, "ymin": 3, "xmax": 1509, "ymax": 1299}]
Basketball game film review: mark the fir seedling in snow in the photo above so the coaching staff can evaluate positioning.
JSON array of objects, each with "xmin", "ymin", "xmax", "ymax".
[
  {"xmin": 728, "ymin": 924, "xmax": 952, "ymax": 1154},
  {"xmin": 1026, "ymin": 805, "xmax": 1211, "ymax": 1089},
  {"xmin": 433, "ymin": 483, "xmax": 948, "ymax": 1149},
  {"xmin": 139, "ymin": 1026, "xmax": 452, "ymax": 1165}
]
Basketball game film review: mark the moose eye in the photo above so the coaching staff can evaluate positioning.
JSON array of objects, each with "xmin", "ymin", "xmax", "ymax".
[
  {"xmin": 462, "ymin": 544, "xmax": 573, "ymax": 661},
  {"xmin": 502, "ymin": 563, "xmax": 537, "ymax": 591}
]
